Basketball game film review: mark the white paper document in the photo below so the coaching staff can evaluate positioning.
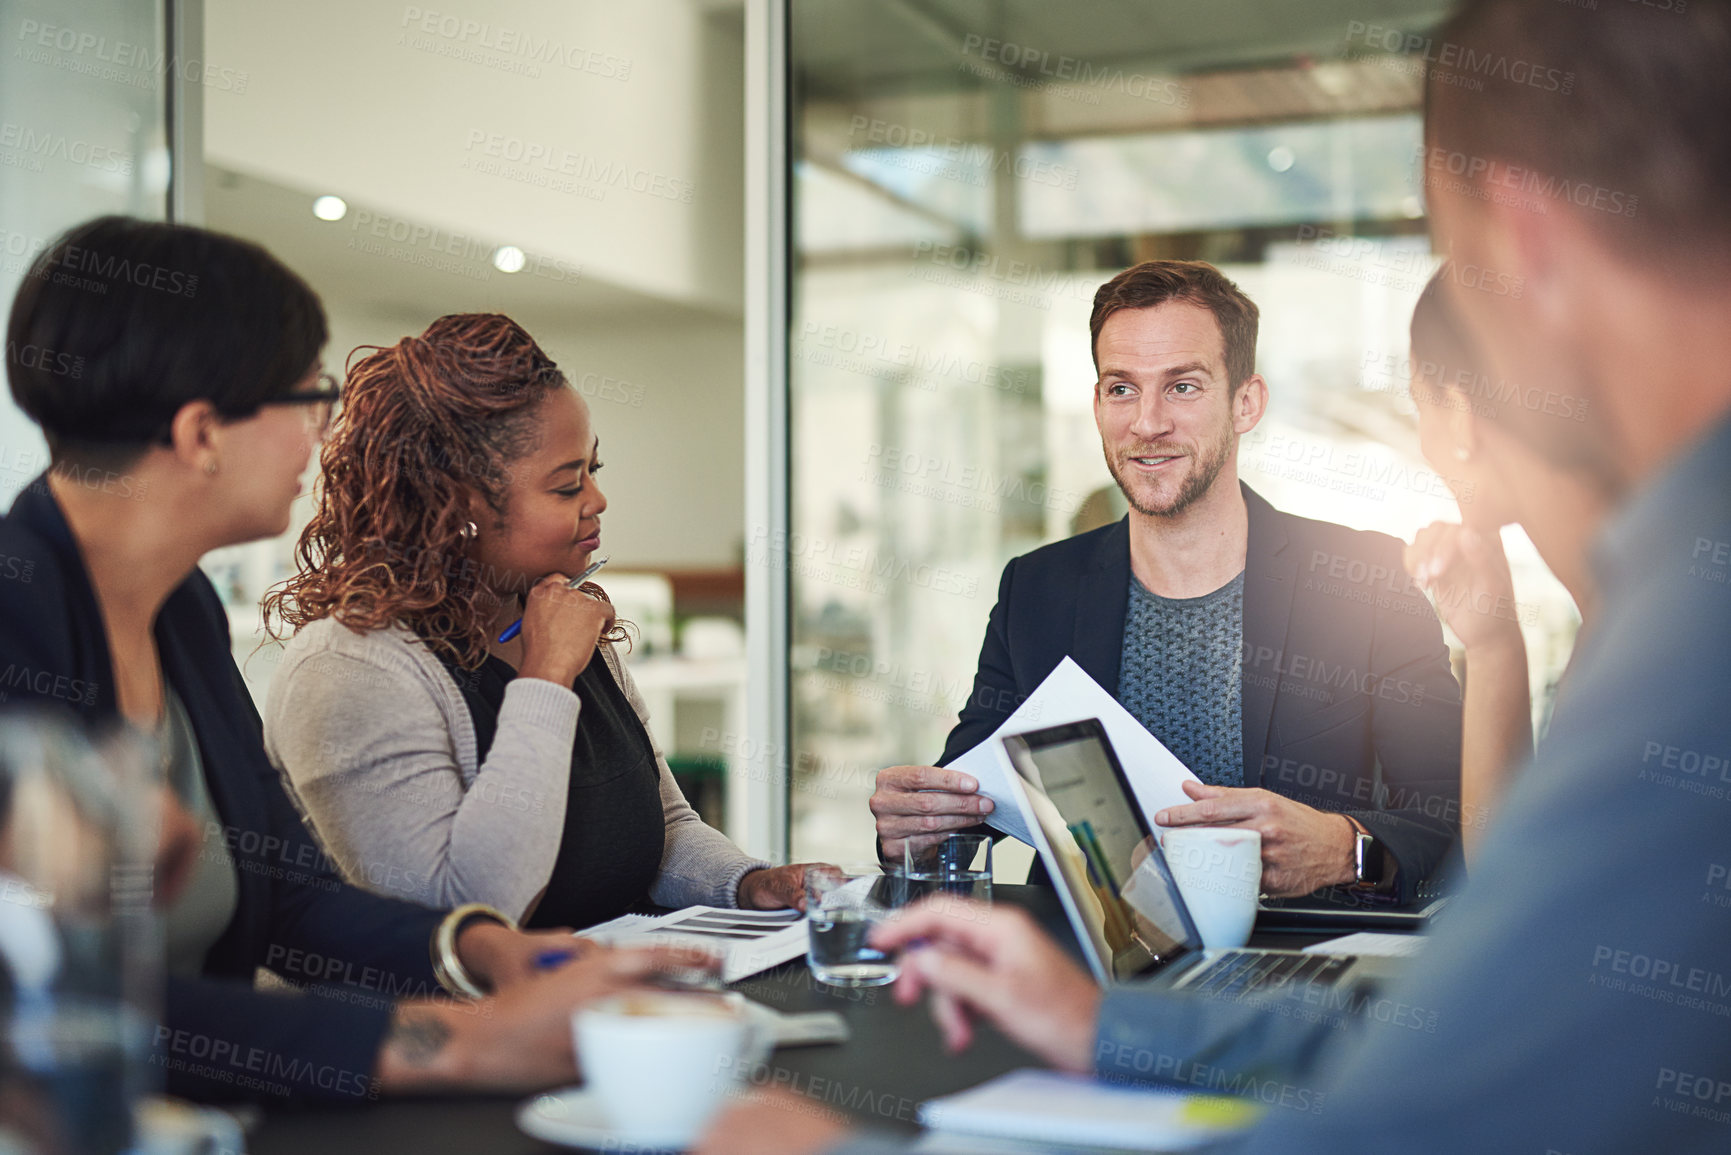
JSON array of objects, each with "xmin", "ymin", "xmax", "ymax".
[
  {"xmin": 1303, "ymin": 931, "xmax": 1428, "ymax": 958},
  {"xmin": 919, "ymin": 1069, "xmax": 1261, "ymax": 1152},
  {"xmin": 946, "ymin": 657, "xmax": 1199, "ymax": 846},
  {"xmin": 580, "ymin": 906, "xmax": 807, "ymax": 983}
]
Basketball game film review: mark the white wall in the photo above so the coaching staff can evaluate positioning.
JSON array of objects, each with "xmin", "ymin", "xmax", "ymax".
[
  {"xmin": 202, "ymin": 0, "xmax": 747, "ymax": 570},
  {"xmin": 204, "ymin": 0, "xmax": 744, "ymax": 313},
  {"xmin": 319, "ymin": 302, "xmax": 745, "ymax": 570}
]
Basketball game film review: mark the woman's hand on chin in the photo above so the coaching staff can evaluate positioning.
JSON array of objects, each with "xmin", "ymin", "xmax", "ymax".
[{"xmin": 736, "ymin": 864, "xmax": 826, "ymax": 911}]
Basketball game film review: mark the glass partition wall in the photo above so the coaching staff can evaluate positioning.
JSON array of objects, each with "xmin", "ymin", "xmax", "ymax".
[
  {"xmin": 0, "ymin": 0, "xmax": 175, "ymax": 506},
  {"xmin": 786, "ymin": 0, "xmax": 1580, "ymax": 865}
]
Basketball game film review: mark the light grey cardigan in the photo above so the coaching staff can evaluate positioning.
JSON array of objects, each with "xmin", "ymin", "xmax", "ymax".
[{"xmin": 262, "ymin": 617, "xmax": 768, "ymax": 922}]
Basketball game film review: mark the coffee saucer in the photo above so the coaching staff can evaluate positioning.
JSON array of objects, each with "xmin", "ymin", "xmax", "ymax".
[{"xmin": 517, "ymin": 1086, "xmax": 692, "ymax": 1151}]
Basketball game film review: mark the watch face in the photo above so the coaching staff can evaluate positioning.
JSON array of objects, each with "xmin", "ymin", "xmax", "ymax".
[{"xmin": 1354, "ymin": 832, "xmax": 1374, "ymax": 887}]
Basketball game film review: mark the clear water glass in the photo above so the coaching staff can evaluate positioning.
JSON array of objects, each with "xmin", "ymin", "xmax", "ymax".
[
  {"xmin": 902, "ymin": 833, "xmax": 993, "ymax": 903},
  {"xmin": 805, "ymin": 866, "xmax": 899, "ymax": 987}
]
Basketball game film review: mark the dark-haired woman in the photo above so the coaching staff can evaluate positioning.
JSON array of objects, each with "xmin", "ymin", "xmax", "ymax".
[
  {"xmin": 262, "ymin": 314, "xmax": 816, "ymax": 928},
  {"xmin": 1401, "ymin": 269, "xmax": 1609, "ymax": 859},
  {"xmin": 0, "ymin": 216, "xmax": 708, "ymax": 1106}
]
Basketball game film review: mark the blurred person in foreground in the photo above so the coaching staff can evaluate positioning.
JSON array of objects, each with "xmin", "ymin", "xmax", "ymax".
[
  {"xmin": 702, "ymin": 0, "xmax": 1731, "ymax": 1150},
  {"xmin": 0, "ymin": 216, "xmax": 713, "ymax": 1106}
]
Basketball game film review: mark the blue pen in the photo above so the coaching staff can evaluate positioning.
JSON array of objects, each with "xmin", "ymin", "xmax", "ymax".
[{"xmin": 498, "ymin": 556, "xmax": 610, "ymax": 643}]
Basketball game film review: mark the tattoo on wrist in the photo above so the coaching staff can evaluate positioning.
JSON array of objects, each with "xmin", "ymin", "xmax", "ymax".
[{"xmin": 386, "ymin": 1011, "xmax": 453, "ymax": 1068}]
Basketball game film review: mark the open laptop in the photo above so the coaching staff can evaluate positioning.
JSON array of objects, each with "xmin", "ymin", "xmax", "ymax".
[{"xmin": 998, "ymin": 719, "xmax": 1411, "ymax": 997}]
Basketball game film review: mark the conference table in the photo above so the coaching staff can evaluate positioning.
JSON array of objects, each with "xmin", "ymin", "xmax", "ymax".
[{"xmin": 250, "ymin": 886, "xmax": 1354, "ymax": 1154}]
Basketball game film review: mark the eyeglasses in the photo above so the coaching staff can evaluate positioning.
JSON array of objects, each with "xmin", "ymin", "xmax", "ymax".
[{"xmin": 260, "ymin": 372, "xmax": 343, "ymax": 438}]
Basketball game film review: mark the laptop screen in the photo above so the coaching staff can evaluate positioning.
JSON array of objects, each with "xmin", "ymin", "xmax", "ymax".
[{"xmin": 1002, "ymin": 720, "xmax": 1201, "ymax": 979}]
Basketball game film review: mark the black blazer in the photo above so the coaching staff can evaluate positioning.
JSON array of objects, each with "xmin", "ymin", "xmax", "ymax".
[
  {"xmin": 938, "ymin": 484, "xmax": 1465, "ymax": 900},
  {"xmin": 0, "ymin": 477, "xmax": 445, "ymax": 1103}
]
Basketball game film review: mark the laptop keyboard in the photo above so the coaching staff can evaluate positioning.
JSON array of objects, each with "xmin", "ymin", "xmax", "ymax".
[{"xmin": 1185, "ymin": 951, "xmax": 1357, "ymax": 998}]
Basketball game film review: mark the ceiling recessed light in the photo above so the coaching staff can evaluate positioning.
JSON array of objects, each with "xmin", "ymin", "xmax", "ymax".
[
  {"xmin": 312, "ymin": 195, "xmax": 347, "ymax": 221},
  {"xmin": 1266, "ymin": 146, "xmax": 1296, "ymax": 174},
  {"xmin": 492, "ymin": 245, "xmax": 527, "ymax": 274}
]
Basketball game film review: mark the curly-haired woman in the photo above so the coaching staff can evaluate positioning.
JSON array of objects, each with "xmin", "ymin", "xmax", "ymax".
[{"xmin": 262, "ymin": 314, "xmax": 816, "ymax": 929}]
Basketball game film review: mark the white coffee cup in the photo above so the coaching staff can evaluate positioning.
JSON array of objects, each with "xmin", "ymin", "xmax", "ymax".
[
  {"xmin": 574, "ymin": 991, "xmax": 772, "ymax": 1147},
  {"xmin": 1158, "ymin": 828, "xmax": 1263, "ymax": 950}
]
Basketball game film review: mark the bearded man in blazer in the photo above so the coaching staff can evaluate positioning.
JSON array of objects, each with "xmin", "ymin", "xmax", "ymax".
[{"xmin": 871, "ymin": 260, "xmax": 1464, "ymax": 902}]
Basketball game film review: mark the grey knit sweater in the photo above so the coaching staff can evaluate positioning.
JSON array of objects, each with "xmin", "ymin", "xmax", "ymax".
[
  {"xmin": 1116, "ymin": 571, "xmax": 1246, "ymax": 787},
  {"xmin": 262, "ymin": 616, "xmax": 767, "ymax": 921}
]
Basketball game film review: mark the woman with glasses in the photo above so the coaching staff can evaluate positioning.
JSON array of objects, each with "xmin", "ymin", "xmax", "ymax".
[
  {"xmin": 0, "ymin": 216, "xmax": 708, "ymax": 1106},
  {"xmin": 260, "ymin": 313, "xmax": 817, "ymax": 929}
]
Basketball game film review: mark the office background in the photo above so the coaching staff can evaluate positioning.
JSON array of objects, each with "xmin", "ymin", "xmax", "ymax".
[{"xmin": 0, "ymin": 0, "xmax": 1579, "ymax": 873}]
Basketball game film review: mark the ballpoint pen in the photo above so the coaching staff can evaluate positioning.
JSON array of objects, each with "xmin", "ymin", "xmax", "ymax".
[{"xmin": 497, "ymin": 555, "xmax": 610, "ymax": 643}]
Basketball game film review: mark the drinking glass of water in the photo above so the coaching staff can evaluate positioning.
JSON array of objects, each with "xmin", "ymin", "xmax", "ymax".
[
  {"xmin": 805, "ymin": 866, "xmax": 899, "ymax": 988},
  {"xmin": 903, "ymin": 833, "xmax": 993, "ymax": 903}
]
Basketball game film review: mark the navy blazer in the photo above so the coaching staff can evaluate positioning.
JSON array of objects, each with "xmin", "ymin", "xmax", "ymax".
[
  {"xmin": 0, "ymin": 476, "xmax": 444, "ymax": 1103},
  {"xmin": 938, "ymin": 484, "xmax": 1465, "ymax": 900}
]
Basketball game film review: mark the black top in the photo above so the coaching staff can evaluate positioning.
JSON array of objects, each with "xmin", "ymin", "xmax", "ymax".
[
  {"xmin": 437, "ymin": 651, "xmax": 666, "ymax": 930},
  {"xmin": 939, "ymin": 482, "xmax": 1466, "ymax": 903},
  {"xmin": 0, "ymin": 476, "xmax": 444, "ymax": 1104}
]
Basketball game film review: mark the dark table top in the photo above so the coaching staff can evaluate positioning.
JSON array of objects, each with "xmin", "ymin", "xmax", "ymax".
[{"xmin": 249, "ymin": 886, "xmax": 1351, "ymax": 1154}]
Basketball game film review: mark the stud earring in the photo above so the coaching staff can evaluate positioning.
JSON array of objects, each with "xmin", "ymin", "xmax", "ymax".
[
  {"xmin": 460, "ymin": 520, "xmax": 479, "ymax": 540},
  {"xmin": 1453, "ymin": 446, "xmax": 1472, "ymax": 462},
  {"xmin": 204, "ymin": 460, "xmax": 219, "ymax": 476}
]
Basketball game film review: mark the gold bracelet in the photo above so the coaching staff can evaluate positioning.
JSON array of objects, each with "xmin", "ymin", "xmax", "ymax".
[{"xmin": 431, "ymin": 903, "xmax": 518, "ymax": 999}]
